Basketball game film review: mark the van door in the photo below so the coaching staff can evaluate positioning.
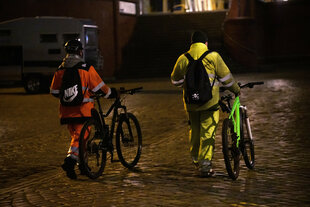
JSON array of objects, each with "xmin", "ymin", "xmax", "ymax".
[
  {"xmin": 83, "ymin": 26, "xmax": 101, "ymax": 70},
  {"xmin": 0, "ymin": 46, "xmax": 23, "ymax": 83}
]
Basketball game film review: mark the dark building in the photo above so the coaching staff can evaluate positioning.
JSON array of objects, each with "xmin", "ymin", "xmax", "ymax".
[
  {"xmin": 1, "ymin": 0, "xmax": 309, "ymax": 80},
  {"xmin": 224, "ymin": 0, "xmax": 310, "ymax": 69}
]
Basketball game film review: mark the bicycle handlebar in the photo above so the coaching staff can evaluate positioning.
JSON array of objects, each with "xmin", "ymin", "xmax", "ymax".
[
  {"xmin": 90, "ymin": 87, "xmax": 143, "ymax": 98},
  {"xmin": 119, "ymin": 87, "xmax": 143, "ymax": 95},
  {"xmin": 220, "ymin": 81, "xmax": 264, "ymax": 92},
  {"xmin": 220, "ymin": 81, "xmax": 264, "ymax": 102},
  {"xmin": 239, "ymin": 81, "xmax": 264, "ymax": 89}
]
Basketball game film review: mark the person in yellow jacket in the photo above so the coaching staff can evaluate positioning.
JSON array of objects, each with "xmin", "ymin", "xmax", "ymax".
[{"xmin": 171, "ymin": 31, "xmax": 240, "ymax": 177}]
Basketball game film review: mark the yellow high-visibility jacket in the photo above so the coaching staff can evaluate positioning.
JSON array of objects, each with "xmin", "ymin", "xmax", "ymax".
[{"xmin": 171, "ymin": 42, "xmax": 240, "ymax": 112}]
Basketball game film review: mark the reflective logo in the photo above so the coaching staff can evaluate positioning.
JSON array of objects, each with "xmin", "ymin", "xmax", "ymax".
[
  {"xmin": 192, "ymin": 93, "xmax": 200, "ymax": 100},
  {"xmin": 63, "ymin": 85, "xmax": 78, "ymax": 102}
]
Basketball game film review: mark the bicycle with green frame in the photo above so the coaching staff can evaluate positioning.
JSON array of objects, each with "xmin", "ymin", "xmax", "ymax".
[{"xmin": 219, "ymin": 82, "xmax": 264, "ymax": 180}]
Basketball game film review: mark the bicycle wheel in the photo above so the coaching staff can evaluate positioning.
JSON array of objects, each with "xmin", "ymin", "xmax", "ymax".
[
  {"xmin": 240, "ymin": 109, "xmax": 255, "ymax": 169},
  {"xmin": 116, "ymin": 113, "xmax": 142, "ymax": 168},
  {"xmin": 222, "ymin": 118, "xmax": 240, "ymax": 180},
  {"xmin": 79, "ymin": 119, "xmax": 107, "ymax": 179}
]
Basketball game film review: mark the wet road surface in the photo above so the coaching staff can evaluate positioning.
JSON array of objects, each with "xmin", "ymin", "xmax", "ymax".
[{"xmin": 0, "ymin": 70, "xmax": 309, "ymax": 206}]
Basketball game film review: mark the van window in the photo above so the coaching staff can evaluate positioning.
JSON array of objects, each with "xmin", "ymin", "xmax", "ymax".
[
  {"xmin": 85, "ymin": 28, "xmax": 97, "ymax": 47},
  {"xmin": 40, "ymin": 34, "xmax": 57, "ymax": 43},
  {"xmin": 0, "ymin": 30, "xmax": 11, "ymax": 43},
  {"xmin": 63, "ymin": 33, "xmax": 80, "ymax": 45},
  {"xmin": 0, "ymin": 30, "xmax": 11, "ymax": 37}
]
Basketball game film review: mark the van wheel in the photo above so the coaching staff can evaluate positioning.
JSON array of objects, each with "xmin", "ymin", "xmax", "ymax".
[{"xmin": 24, "ymin": 76, "xmax": 42, "ymax": 94}]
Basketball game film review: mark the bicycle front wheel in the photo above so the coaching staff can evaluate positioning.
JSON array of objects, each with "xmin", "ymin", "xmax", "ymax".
[
  {"xmin": 240, "ymin": 109, "xmax": 255, "ymax": 169},
  {"xmin": 116, "ymin": 113, "xmax": 142, "ymax": 168},
  {"xmin": 79, "ymin": 119, "xmax": 107, "ymax": 179},
  {"xmin": 222, "ymin": 118, "xmax": 240, "ymax": 180}
]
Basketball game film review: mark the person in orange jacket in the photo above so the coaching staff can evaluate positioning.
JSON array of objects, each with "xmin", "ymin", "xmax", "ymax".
[{"xmin": 50, "ymin": 39, "xmax": 117, "ymax": 179}]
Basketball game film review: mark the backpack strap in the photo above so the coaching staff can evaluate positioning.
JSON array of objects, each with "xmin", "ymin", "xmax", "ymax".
[
  {"xmin": 198, "ymin": 50, "xmax": 212, "ymax": 61},
  {"xmin": 197, "ymin": 50, "xmax": 217, "ymax": 88},
  {"xmin": 185, "ymin": 50, "xmax": 212, "ymax": 62},
  {"xmin": 74, "ymin": 62, "xmax": 91, "ymax": 71},
  {"xmin": 184, "ymin": 53, "xmax": 194, "ymax": 62}
]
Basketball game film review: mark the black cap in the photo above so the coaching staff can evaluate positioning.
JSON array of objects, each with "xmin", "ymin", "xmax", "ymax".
[
  {"xmin": 64, "ymin": 39, "xmax": 83, "ymax": 54},
  {"xmin": 191, "ymin": 31, "xmax": 208, "ymax": 44}
]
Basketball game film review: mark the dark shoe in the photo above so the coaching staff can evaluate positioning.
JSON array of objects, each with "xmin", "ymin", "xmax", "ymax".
[
  {"xmin": 61, "ymin": 156, "xmax": 77, "ymax": 179},
  {"xmin": 201, "ymin": 168, "xmax": 215, "ymax": 178},
  {"xmin": 199, "ymin": 160, "xmax": 215, "ymax": 178}
]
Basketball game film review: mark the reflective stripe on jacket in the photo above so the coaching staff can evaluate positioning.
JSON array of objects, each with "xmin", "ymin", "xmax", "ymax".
[
  {"xmin": 171, "ymin": 42, "xmax": 240, "ymax": 112},
  {"xmin": 50, "ymin": 62, "xmax": 111, "ymax": 124}
]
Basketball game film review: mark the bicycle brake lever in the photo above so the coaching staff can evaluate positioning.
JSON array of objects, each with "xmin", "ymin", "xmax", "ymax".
[{"xmin": 219, "ymin": 100, "xmax": 229, "ymax": 113}]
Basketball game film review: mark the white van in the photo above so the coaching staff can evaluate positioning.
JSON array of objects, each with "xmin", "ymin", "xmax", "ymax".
[{"xmin": 0, "ymin": 16, "xmax": 103, "ymax": 93}]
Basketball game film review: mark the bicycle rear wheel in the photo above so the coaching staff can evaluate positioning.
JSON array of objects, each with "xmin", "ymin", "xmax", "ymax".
[
  {"xmin": 116, "ymin": 113, "xmax": 142, "ymax": 168},
  {"xmin": 240, "ymin": 109, "xmax": 255, "ymax": 169},
  {"xmin": 222, "ymin": 118, "xmax": 240, "ymax": 180},
  {"xmin": 79, "ymin": 119, "xmax": 107, "ymax": 179}
]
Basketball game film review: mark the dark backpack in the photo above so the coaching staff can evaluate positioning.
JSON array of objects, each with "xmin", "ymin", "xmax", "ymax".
[
  {"xmin": 59, "ymin": 63, "xmax": 84, "ymax": 106},
  {"xmin": 184, "ymin": 51, "xmax": 215, "ymax": 105}
]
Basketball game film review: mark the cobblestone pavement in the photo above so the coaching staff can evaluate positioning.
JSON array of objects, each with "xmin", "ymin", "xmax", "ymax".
[{"xmin": 0, "ymin": 71, "xmax": 309, "ymax": 206}]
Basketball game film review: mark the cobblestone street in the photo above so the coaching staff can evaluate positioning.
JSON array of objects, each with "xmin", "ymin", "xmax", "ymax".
[{"xmin": 0, "ymin": 70, "xmax": 310, "ymax": 206}]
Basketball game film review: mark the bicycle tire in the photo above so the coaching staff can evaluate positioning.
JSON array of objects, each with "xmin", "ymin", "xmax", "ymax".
[
  {"xmin": 222, "ymin": 118, "xmax": 240, "ymax": 180},
  {"xmin": 240, "ymin": 109, "xmax": 255, "ymax": 169},
  {"xmin": 79, "ymin": 119, "xmax": 107, "ymax": 179},
  {"xmin": 116, "ymin": 113, "xmax": 142, "ymax": 168}
]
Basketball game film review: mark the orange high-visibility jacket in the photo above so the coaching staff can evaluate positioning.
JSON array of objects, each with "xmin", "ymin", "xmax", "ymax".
[{"xmin": 50, "ymin": 62, "xmax": 111, "ymax": 124}]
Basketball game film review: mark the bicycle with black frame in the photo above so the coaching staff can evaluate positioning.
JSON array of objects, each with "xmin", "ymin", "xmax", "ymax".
[
  {"xmin": 78, "ymin": 87, "xmax": 143, "ymax": 179},
  {"xmin": 219, "ymin": 82, "xmax": 263, "ymax": 180}
]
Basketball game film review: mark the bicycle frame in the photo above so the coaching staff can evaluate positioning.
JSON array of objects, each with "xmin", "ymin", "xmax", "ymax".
[
  {"xmin": 94, "ymin": 97, "xmax": 126, "ymax": 145},
  {"xmin": 228, "ymin": 96, "xmax": 241, "ymax": 148},
  {"xmin": 78, "ymin": 87, "xmax": 143, "ymax": 179},
  {"xmin": 102, "ymin": 100, "xmax": 124, "ymax": 135},
  {"xmin": 220, "ymin": 81, "xmax": 263, "ymax": 179},
  {"xmin": 92, "ymin": 87, "xmax": 142, "ymax": 161}
]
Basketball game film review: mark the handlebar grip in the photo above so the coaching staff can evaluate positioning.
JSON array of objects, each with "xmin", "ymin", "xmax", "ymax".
[
  {"xmin": 90, "ymin": 94, "xmax": 103, "ymax": 99},
  {"xmin": 119, "ymin": 87, "xmax": 143, "ymax": 94},
  {"xmin": 219, "ymin": 87, "xmax": 226, "ymax": 92},
  {"xmin": 240, "ymin": 81, "xmax": 264, "ymax": 88},
  {"xmin": 249, "ymin": 81, "xmax": 264, "ymax": 86}
]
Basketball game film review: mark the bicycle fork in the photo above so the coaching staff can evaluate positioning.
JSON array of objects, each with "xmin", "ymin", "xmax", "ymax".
[
  {"xmin": 239, "ymin": 105, "xmax": 253, "ymax": 141},
  {"xmin": 229, "ymin": 96, "xmax": 241, "ymax": 147}
]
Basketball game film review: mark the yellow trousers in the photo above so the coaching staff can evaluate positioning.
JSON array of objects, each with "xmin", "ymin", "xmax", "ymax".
[{"xmin": 188, "ymin": 109, "xmax": 219, "ymax": 163}]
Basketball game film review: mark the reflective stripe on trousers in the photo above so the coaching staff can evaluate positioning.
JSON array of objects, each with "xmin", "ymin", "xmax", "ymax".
[
  {"xmin": 188, "ymin": 109, "xmax": 219, "ymax": 162},
  {"xmin": 67, "ymin": 123, "xmax": 89, "ymax": 161}
]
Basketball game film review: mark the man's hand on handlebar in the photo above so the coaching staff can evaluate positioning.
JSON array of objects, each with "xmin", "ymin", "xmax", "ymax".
[{"xmin": 108, "ymin": 87, "xmax": 119, "ymax": 99}]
